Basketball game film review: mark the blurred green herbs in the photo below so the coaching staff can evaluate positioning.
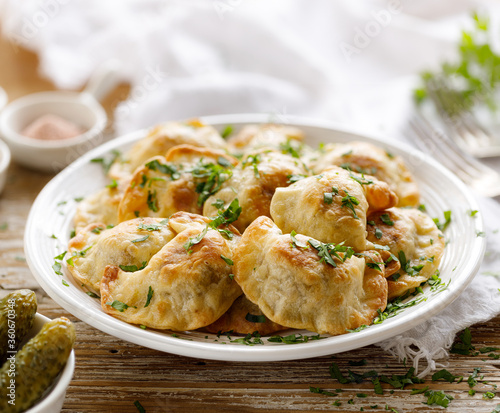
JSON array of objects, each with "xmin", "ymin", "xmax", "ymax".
[{"xmin": 414, "ymin": 13, "xmax": 500, "ymax": 117}]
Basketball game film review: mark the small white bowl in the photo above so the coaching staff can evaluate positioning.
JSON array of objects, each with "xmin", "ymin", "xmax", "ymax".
[
  {"xmin": 24, "ymin": 313, "xmax": 75, "ymax": 413},
  {"xmin": 0, "ymin": 61, "xmax": 120, "ymax": 172},
  {"xmin": 0, "ymin": 137, "xmax": 11, "ymax": 195}
]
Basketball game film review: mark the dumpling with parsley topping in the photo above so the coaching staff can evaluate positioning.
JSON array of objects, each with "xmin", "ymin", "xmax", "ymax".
[
  {"xmin": 203, "ymin": 148, "xmax": 309, "ymax": 233},
  {"xmin": 233, "ymin": 216, "xmax": 388, "ymax": 335},
  {"xmin": 226, "ymin": 124, "xmax": 305, "ymax": 155},
  {"xmin": 109, "ymin": 119, "xmax": 227, "ymax": 181},
  {"xmin": 67, "ymin": 217, "xmax": 175, "ymax": 293},
  {"xmin": 310, "ymin": 141, "xmax": 419, "ymax": 207},
  {"xmin": 366, "ymin": 207, "xmax": 445, "ymax": 300},
  {"xmin": 118, "ymin": 145, "xmax": 238, "ymax": 222},
  {"xmin": 270, "ymin": 166, "xmax": 398, "ymax": 252},
  {"xmin": 100, "ymin": 212, "xmax": 242, "ymax": 331}
]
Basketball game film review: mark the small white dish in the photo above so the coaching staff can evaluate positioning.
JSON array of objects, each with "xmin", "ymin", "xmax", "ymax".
[
  {"xmin": 24, "ymin": 313, "xmax": 75, "ymax": 413},
  {"xmin": 0, "ymin": 137, "xmax": 11, "ymax": 196},
  {"xmin": 0, "ymin": 61, "xmax": 121, "ymax": 172},
  {"xmin": 24, "ymin": 114, "xmax": 486, "ymax": 362}
]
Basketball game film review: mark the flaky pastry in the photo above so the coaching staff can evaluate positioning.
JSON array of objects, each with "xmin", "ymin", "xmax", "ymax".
[
  {"xmin": 366, "ymin": 208, "xmax": 445, "ymax": 299},
  {"xmin": 234, "ymin": 217, "xmax": 388, "ymax": 335}
]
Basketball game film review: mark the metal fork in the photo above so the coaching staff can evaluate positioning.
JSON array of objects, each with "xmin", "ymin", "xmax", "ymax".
[
  {"xmin": 426, "ymin": 77, "xmax": 500, "ymax": 158},
  {"xmin": 406, "ymin": 115, "xmax": 500, "ymax": 198}
]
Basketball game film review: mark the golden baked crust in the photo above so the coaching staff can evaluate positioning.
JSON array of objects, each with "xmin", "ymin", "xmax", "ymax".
[
  {"xmin": 234, "ymin": 217, "xmax": 388, "ymax": 335},
  {"xmin": 311, "ymin": 141, "xmax": 419, "ymax": 207},
  {"xmin": 68, "ymin": 217, "xmax": 175, "ymax": 293},
  {"xmin": 118, "ymin": 146, "xmax": 237, "ymax": 222},
  {"xmin": 100, "ymin": 215, "xmax": 242, "ymax": 331},
  {"xmin": 109, "ymin": 119, "xmax": 227, "ymax": 179},
  {"xmin": 73, "ymin": 187, "xmax": 122, "ymax": 231},
  {"xmin": 227, "ymin": 124, "xmax": 304, "ymax": 154},
  {"xmin": 204, "ymin": 295, "xmax": 286, "ymax": 335},
  {"xmin": 270, "ymin": 167, "xmax": 396, "ymax": 251},
  {"xmin": 366, "ymin": 208, "xmax": 445, "ymax": 299},
  {"xmin": 203, "ymin": 149, "xmax": 308, "ymax": 232}
]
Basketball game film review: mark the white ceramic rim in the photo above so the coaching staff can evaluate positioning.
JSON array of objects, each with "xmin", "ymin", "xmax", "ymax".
[
  {"xmin": 24, "ymin": 113, "xmax": 486, "ymax": 361},
  {"xmin": 0, "ymin": 87, "xmax": 7, "ymax": 111},
  {"xmin": 0, "ymin": 137, "xmax": 11, "ymax": 175},
  {"xmin": 25, "ymin": 313, "xmax": 75, "ymax": 413},
  {"xmin": 0, "ymin": 91, "xmax": 107, "ymax": 149}
]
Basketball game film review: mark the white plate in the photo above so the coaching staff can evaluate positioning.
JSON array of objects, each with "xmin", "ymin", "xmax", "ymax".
[{"xmin": 24, "ymin": 114, "xmax": 486, "ymax": 362}]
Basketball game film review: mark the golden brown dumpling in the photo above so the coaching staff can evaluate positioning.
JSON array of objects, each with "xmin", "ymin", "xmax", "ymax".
[
  {"xmin": 270, "ymin": 167, "xmax": 397, "ymax": 252},
  {"xmin": 100, "ymin": 214, "xmax": 242, "ymax": 331},
  {"xmin": 310, "ymin": 141, "xmax": 419, "ymax": 207},
  {"xmin": 118, "ymin": 145, "xmax": 237, "ymax": 222},
  {"xmin": 204, "ymin": 295, "xmax": 286, "ymax": 335},
  {"xmin": 203, "ymin": 149, "xmax": 309, "ymax": 232},
  {"xmin": 109, "ymin": 119, "xmax": 227, "ymax": 180},
  {"xmin": 227, "ymin": 124, "xmax": 304, "ymax": 154},
  {"xmin": 67, "ymin": 217, "xmax": 175, "ymax": 293},
  {"xmin": 366, "ymin": 208, "xmax": 445, "ymax": 299},
  {"xmin": 234, "ymin": 217, "xmax": 388, "ymax": 335},
  {"xmin": 73, "ymin": 187, "xmax": 122, "ymax": 231}
]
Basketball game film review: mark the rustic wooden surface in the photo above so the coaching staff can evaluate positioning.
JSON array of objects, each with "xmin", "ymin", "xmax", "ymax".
[{"xmin": 2, "ymin": 28, "xmax": 500, "ymax": 413}]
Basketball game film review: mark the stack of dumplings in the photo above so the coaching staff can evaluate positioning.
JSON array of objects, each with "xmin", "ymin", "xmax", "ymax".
[{"xmin": 69, "ymin": 120, "xmax": 445, "ymax": 337}]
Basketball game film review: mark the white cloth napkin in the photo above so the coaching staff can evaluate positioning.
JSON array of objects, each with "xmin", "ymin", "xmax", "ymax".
[{"xmin": 2, "ymin": 0, "xmax": 500, "ymax": 375}]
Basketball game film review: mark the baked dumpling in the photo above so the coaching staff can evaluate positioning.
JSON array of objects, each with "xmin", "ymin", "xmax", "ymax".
[
  {"xmin": 366, "ymin": 208, "xmax": 445, "ymax": 299},
  {"xmin": 227, "ymin": 124, "xmax": 305, "ymax": 155},
  {"xmin": 310, "ymin": 141, "xmax": 419, "ymax": 207},
  {"xmin": 118, "ymin": 145, "xmax": 237, "ymax": 222},
  {"xmin": 270, "ymin": 167, "xmax": 397, "ymax": 251},
  {"xmin": 100, "ymin": 213, "xmax": 242, "ymax": 331},
  {"xmin": 73, "ymin": 187, "xmax": 122, "ymax": 232},
  {"xmin": 203, "ymin": 148, "xmax": 309, "ymax": 232},
  {"xmin": 204, "ymin": 295, "xmax": 285, "ymax": 335},
  {"xmin": 109, "ymin": 119, "xmax": 227, "ymax": 180},
  {"xmin": 67, "ymin": 217, "xmax": 175, "ymax": 293},
  {"xmin": 234, "ymin": 217, "xmax": 388, "ymax": 335}
]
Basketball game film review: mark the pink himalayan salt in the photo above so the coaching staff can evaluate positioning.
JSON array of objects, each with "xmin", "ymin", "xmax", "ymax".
[{"xmin": 21, "ymin": 114, "xmax": 85, "ymax": 141}]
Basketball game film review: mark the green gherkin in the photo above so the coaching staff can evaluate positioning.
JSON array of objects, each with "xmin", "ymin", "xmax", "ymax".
[
  {"xmin": 0, "ymin": 290, "xmax": 37, "ymax": 364},
  {"xmin": 0, "ymin": 317, "xmax": 75, "ymax": 413}
]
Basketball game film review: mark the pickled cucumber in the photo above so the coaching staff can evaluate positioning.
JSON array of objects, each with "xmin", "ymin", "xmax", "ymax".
[
  {"xmin": 0, "ymin": 290, "xmax": 37, "ymax": 364},
  {"xmin": 0, "ymin": 316, "xmax": 75, "ymax": 413}
]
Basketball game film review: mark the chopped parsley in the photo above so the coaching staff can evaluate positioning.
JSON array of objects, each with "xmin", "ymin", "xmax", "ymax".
[
  {"xmin": 279, "ymin": 138, "xmax": 303, "ymax": 158},
  {"xmin": 290, "ymin": 230, "xmax": 309, "ymax": 249},
  {"xmin": 131, "ymin": 235, "xmax": 149, "ymax": 243},
  {"xmin": 341, "ymin": 190, "xmax": 359, "ymax": 219},
  {"xmin": 380, "ymin": 213, "xmax": 394, "ymax": 226},
  {"xmin": 106, "ymin": 179, "xmax": 118, "ymax": 189},
  {"xmin": 211, "ymin": 198, "xmax": 225, "ymax": 210},
  {"xmin": 287, "ymin": 174, "xmax": 308, "ymax": 184},
  {"xmin": 242, "ymin": 154, "xmax": 261, "ymax": 178},
  {"xmin": 451, "ymin": 327, "xmax": 474, "ymax": 355},
  {"xmin": 146, "ymin": 190, "xmax": 159, "ymax": 212},
  {"xmin": 134, "ymin": 400, "xmax": 146, "ymax": 413},
  {"xmin": 137, "ymin": 223, "xmax": 162, "ymax": 231},
  {"xmin": 245, "ymin": 313, "xmax": 266, "ymax": 323},
  {"xmin": 308, "ymin": 239, "xmax": 354, "ymax": 268},
  {"xmin": 144, "ymin": 159, "xmax": 180, "ymax": 180},
  {"xmin": 221, "ymin": 125, "xmax": 233, "ymax": 139},
  {"xmin": 119, "ymin": 261, "xmax": 147, "ymax": 272},
  {"xmin": 309, "ymin": 387, "xmax": 339, "ymax": 397},
  {"xmin": 432, "ymin": 369, "xmax": 460, "ymax": 383},
  {"xmin": 107, "ymin": 300, "xmax": 136, "ymax": 312},
  {"xmin": 91, "ymin": 150, "xmax": 121, "ymax": 174},
  {"xmin": 433, "ymin": 210, "xmax": 452, "ymax": 231},
  {"xmin": 144, "ymin": 286, "xmax": 153, "ymax": 307},
  {"xmin": 267, "ymin": 333, "xmax": 324, "ymax": 344},
  {"xmin": 86, "ymin": 292, "xmax": 100, "ymax": 298},
  {"xmin": 424, "ymin": 390, "xmax": 453, "ymax": 407},
  {"xmin": 220, "ymin": 254, "xmax": 233, "ymax": 265},
  {"xmin": 189, "ymin": 159, "xmax": 234, "ymax": 205},
  {"xmin": 349, "ymin": 171, "xmax": 373, "ymax": 186},
  {"xmin": 230, "ymin": 331, "xmax": 263, "ymax": 346}
]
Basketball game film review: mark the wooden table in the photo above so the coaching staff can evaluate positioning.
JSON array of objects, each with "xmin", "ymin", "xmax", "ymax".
[{"xmin": 2, "ymin": 34, "xmax": 500, "ymax": 413}]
